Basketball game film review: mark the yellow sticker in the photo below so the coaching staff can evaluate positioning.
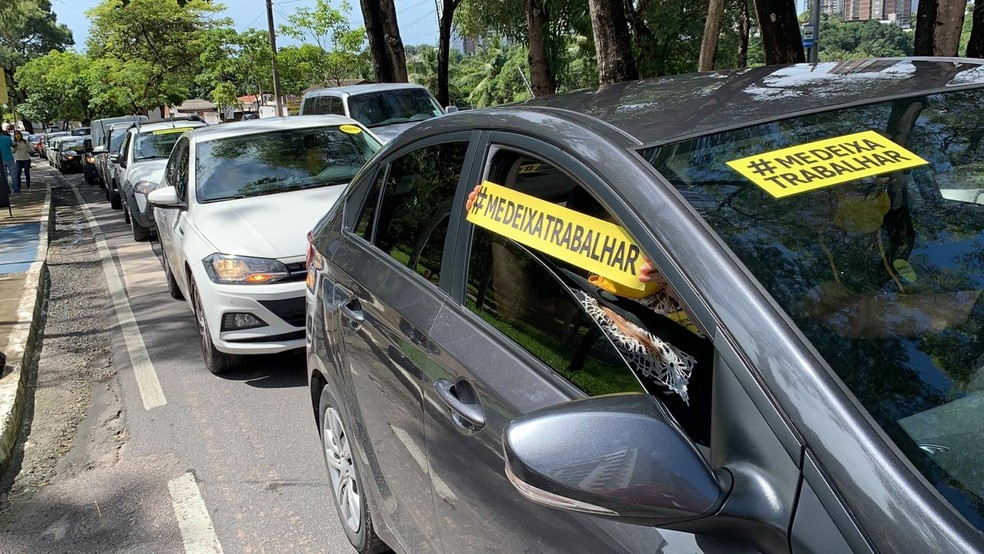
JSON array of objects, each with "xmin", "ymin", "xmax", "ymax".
[
  {"xmin": 466, "ymin": 181, "xmax": 646, "ymax": 291},
  {"xmin": 726, "ymin": 131, "xmax": 929, "ymax": 199},
  {"xmin": 339, "ymin": 124, "xmax": 362, "ymax": 134},
  {"xmin": 893, "ymin": 259, "xmax": 917, "ymax": 283},
  {"xmin": 151, "ymin": 127, "xmax": 193, "ymax": 135}
]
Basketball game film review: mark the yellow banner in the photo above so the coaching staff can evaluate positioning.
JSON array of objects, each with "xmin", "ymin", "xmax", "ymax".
[
  {"xmin": 466, "ymin": 181, "xmax": 646, "ymax": 291},
  {"xmin": 726, "ymin": 130, "xmax": 929, "ymax": 199},
  {"xmin": 151, "ymin": 127, "xmax": 193, "ymax": 135}
]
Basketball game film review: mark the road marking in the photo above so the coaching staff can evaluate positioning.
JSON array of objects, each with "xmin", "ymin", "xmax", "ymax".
[
  {"xmin": 70, "ymin": 184, "xmax": 167, "ymax": 410},
  {"xmin": 168, "ymin": 472, "xmax": 224, "ymax": 554}
]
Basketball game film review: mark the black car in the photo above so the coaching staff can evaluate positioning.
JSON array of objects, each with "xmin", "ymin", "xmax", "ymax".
[
  {"xmin": 305, "ymin": 58, "xmax": 984, "ymax": 553},
  {"xmin": 56, "ymin": 136, "xmax": 88, "ymax": 173}
]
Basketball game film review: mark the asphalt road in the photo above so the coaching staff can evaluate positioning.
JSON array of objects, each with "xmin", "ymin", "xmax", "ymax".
[{"xmin": 0, "ymin": 168, "xmax": 351, "ymax": 553}]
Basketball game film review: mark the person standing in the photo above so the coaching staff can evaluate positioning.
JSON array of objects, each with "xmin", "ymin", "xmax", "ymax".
[
  {"xmin": 12, "ymin": 131, "xmax": 31, "ymax": 192},
  {"xmin": 0, "ymin": 130, "xmax": 13, "ymax": 193}
]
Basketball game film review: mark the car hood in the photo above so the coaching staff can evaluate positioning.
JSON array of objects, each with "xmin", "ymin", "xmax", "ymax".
[
  {"xmin": 369, "ymin": 121, "xmax": 420, "ymax": 143},
  {"xmin": 125, "ymin": 159, "xmax": 168, "ymax": 187},
  {"xmin": 192, "ymin": 185, "xmax": 347, "ymax": 259}
]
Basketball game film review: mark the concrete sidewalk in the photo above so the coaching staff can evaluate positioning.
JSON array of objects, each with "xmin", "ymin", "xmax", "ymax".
[{"xmin": 0, "ymin": 167, "xmax": 54, "ymax": 472}]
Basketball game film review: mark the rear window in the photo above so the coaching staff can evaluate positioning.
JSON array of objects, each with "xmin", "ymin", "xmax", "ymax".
[
  {"xmin": 644, "ymin": 90, "xmax": 984, "ymax": 531},
  {"xmin": 195, "ymin": 124, "xmax": 381, "ymax": 202},
  {"xmin": 135, "ymin": 127, "xmax": 198, "ymax": 161},
  {"xmin": 347, "ymin": 88, "xmax": 442, "ymax": 127}
]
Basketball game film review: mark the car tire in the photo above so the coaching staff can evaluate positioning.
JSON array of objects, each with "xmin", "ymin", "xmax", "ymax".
[
  {"xmin": 123, "ymin": 201, "xmax": 131, "ymax": 223},
  {"xmin": 161, "ymin": 247, "xmax": 183, "ymax": 300},
  {"xmin": 131, "ymin": 215, "xmax": 149, "ymax": 242},
  {"xmin": 191, "ymin": 279, "xmax": 239, "ymax": 374},
  {"xmin": 318, "ymin": 385, "xmax": 388, "ymax": 554},
  {"xmin": 110, "ymin": 191, "xmax": 122, "ymax": 210}
]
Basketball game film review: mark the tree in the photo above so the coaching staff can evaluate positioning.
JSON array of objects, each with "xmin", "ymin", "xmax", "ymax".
[
  {"xmin": 699, "ymin": 0, "xmax": 727, "ymax": 70},
  {"xmin": 752, "ymin": 0, "xmax": 805, "ymax": 64},
  {"xmin": 587, "ymin": 0, "xmax": 638, "ymax": 83},
  {"xmin": 524, "ymin": 0, "xmax": 557, "ymax": 95},
  {"xmin": 967, "ymin": 2, "xmax": 984, "ymax": 57},
  {"xmin": 86, "ymin": 0, "xmax": 227, "ymax": 112},
  {"xmin": 436, "ymin": 0, "xmax": 464, "ymax": 106},
  {"xmin": 281, "ymin": 0, "xmax": 368, "ymax": 88},
  {"xmin": 820, "ymin": 16, "xmax": 912, "ymax": 60},
  {"xmin": 360, "ymin": 0, "xmax": 408, "ymax": 82},
  {"xmin": 15, "ymin": 50, "xmax": 94, "ymax": 124},
  {"xmin": 914, "ymin": 0, "xmax": 968, "ymax": 56}
]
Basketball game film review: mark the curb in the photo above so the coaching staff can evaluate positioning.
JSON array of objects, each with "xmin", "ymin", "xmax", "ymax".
[{"xmin": 0, "ymin": 188, "xmax": 53, "ymax": 473}]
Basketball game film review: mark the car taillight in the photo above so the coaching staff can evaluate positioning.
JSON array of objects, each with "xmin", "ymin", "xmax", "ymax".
[{"xmin": 305, "ymin": 231, "xmax": 321, "ymax": 291}]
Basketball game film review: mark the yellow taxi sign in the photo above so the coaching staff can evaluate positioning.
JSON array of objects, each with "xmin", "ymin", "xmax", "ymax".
[
  {"xmin": 151, "ymin": 127, "xmax": 193, "ymax": 135},
  {"xmin": 339, "ymin": 124, "xmax": 361, "ymax": 134},
  {"xmin": 726, "ymin": 130, "xmax": 929, "ymax": 199},
  {"xmin": 466, "ymin": 181, "xmax": 647, "ymax": 291}
]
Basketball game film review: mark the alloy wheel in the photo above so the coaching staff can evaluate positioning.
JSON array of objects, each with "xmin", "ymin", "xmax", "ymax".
[{"xmin": 322, "ymin": 407, "xmax": 361, "ymax": 534}]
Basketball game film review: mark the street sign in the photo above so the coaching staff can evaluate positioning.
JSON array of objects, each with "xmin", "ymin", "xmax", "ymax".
[{"xmin": 802, "ymin": 23, "xmax": 816, "ymax": 48}]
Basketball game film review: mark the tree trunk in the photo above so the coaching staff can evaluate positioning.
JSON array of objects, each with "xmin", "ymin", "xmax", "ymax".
[
  {"xmin": 588, "ymin": 0, "xmax": 638, "ymax": 84},
  {"xmin": 437, "ymin": 0, "xmax": 461, "ymax": 106},
  {"xmin": 737, "ymin": 0, "xmax": 750, "ymax": 67},
  {"xmin": 969, "ymin": 1, "xmax": 984, "ymax": 57},
  {"xmin": 360, "ymin": 0, "xmax": 409, "ymax": 82},
  {"xmin": 699, "ymin": 0, "xmax": 727, "ymax": 71},
  {"xmin": 752, "ymin": 0, "xmax": 805, "ymax": 64},
  {"xmin": 914, "ymin": 0, "xmax": 967, "ymax": 56},
  {"xmin": 524, "ymin": 0, "xmax": 556, "ymax": 96}
]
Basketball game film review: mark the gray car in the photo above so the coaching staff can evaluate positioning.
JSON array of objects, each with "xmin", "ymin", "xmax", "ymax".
[{"xmin": 305, "ymin": 57, "xmax": 984, "ymax": 553}]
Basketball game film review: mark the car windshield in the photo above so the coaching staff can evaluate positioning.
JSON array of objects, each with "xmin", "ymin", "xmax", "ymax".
[
  {"xmin": 195, "ymin": 124, "xmax": 381, "ymax": 203},
  {"xmin": 645, "ymin": 90, "xmax": 984, "ymax": 531},
  {"xmin": 347, "ymin": 89, "xmax": 442, "ymax": 127},
  {"xmin": 61, "ymin": 138, "xmax": 86, "ymax": 151},
  {"xmin": 135, "ymin": 127, "xmax": 193, "ymax": 161},
  {"xmin": 109, "ymin": 129, "xmax": 128, "ymax": 153}
]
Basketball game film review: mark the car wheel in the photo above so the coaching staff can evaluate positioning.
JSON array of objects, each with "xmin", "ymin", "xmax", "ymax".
[
  {"xmin": 110, "ymin": 190, "xmax": 122, "ymax": 210},
  {"xmin": 131, "ymin": 214, "xmax": 149, "ymax": 241},
  {"xmin": 319, "ymin": 385, "xmax": 388, "ymax": 554},
  {"xmin": 123, "ymin": 200, "xmax": 131, "ymax": 223},
  {"xmin": 161, "ymin": 247, "xmax": 183, "ymax": 300},
  {"xmin": 191, "ymin": 279, "xmax": 239, "ymax": 374}
]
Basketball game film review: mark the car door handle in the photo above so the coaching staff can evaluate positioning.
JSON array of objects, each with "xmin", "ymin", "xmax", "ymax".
[
  {"xmin": 333, "ymin": 284, "xmax": 365, "ymax": 330},
  {"xmin": 434, "ymin": 378, "xmax": 485, "ymax": 431}
]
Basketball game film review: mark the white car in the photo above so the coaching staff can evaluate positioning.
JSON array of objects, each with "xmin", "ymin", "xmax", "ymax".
[
  {"xmin": 149, "ymin": 116, "xmax": 382, "ymax": 373},
  {"xmin": 117, "ymin": 119, "xmax": 209, "ymax": 241}
]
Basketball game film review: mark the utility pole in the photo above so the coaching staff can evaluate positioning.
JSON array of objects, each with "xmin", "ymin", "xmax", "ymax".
[{"xmin": 266, "ymin": 0, "xmax": 284, "ymax": 117}]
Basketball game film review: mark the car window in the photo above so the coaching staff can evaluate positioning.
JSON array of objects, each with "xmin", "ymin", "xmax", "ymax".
[
  {"xmin": 194, "ymin": 124, "xmax": 381, "ymax": 203},
  {"xmin": 119, "ymin": 132, "xmax": 133, "ymax": 161},
  {"xmin": 172, "ymin": 138, "xmax": 190, "ymax": 201},
  {"xmin": 134, "ymin": 127, "xmax": 196, "ymax": 161},
  {"xmin": 645, "ymin": 90, "xmax": 984, "ymax": 530},
  {"xmin": 371, "ymin": 142, "xmax": 468, "ymax": 286},
  {"xmin": 465, "ymin": 148, "xmax": 714, "ymax": 444},
  {"xmin": 328, "ymin": 97, "xmax": 345, "ymax": 116},
  {"xmin": 347, "ymin": 89, "xmax": 443, "ymax": 128},
  {"xmin": 354, "ymin": 169, "xmax": 385, "ymax": 240}
]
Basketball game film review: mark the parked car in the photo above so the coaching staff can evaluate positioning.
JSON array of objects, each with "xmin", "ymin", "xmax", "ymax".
[
  {"xmin": 90, "ymin": 115, "xmax": 147, "ymax": 152},
  {"xmin": 149, "ymin": 116, "xmax": 382, "ymax": 373},
  {"xmin": 45, "ymin": 135, "xmax": 67, "ymax": 167},
  {"xmin": 35, "ymin": 134, "xmax": 46, "ymax": 157},
  {"xmin": 94, "ymin": 122, "xmax": 137, "ymax": 205},
  {"xmin": 304, "ymin": 57, "xmax": 984, "ymax": 554},
  {"xmin": 298, "ymin": 83, "xmax": 449, "ymax": 143},
  {"xmin": 81, "ymin": 138, "xmax": 100, "ymax": 185},
  {"xmin": 55, "ymin": 136, "xmax": 89, "ymax": 173},
  {"xmin": 27, "ymin": 134, "xmax": 41, "ymax": 156},
  {"xmin": 70, "ymin": 126, "xmax": 91, "ymax": 136},
  {"xmin": 117, "ymin": 120, "xmax": 209, "ymax": 241}
]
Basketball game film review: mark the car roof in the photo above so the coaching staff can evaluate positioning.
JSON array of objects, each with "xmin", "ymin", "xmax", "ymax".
[
  {"xmin": 390, "ymin": 58, "xmax": 984, "ymax": 154},
  {"xmin": 510, "ymin": 57, "xmax": 984, "ymax": 148},
  {"xmin": 303, "ymin": 83, "xmax": 430, "ymax": 98},
  {"xmin": 186, "ymin": 115, "xmax": 361, "ymax": 142},
  {"xmin": 133, "ymin": 120, "xmax": 209, "ymax": 134}
]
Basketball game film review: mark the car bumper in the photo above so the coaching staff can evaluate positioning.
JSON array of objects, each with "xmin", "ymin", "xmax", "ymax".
[
  {"xmin": 196, "ymin": 276, "xmax": 307, "ymax": 355},
  {"xmin": 132, "ymin": 191, "xmax": 156, "ymax": 227}
]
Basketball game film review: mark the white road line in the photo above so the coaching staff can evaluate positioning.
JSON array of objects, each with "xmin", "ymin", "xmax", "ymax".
[
  {"xmin": 168, "ymin": 472, "xmax": 224, "ymax": 554},
  {"xmin": 70, "ymin": 184, "xmax": 167, "ymax": 410}
]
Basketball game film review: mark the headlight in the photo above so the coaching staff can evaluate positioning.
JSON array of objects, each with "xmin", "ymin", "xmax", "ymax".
[
  {"xmin": 203, "ymin": 254, "xmax": 289, "ymax": 284},
  {"xmin": 133, "ymin": 181, "xmax": 158, "ymax": 195},
  {"xmin": 85, "ymin": 155, "xmax": 95, "ymax": 163}
]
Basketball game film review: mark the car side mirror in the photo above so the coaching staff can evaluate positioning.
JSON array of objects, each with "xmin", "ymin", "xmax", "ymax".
[
  {"xmin": 109, "ymin": 153, "xmax": 120, "ymax": 164},
  {"xmin": 92, "ymin": 145, "xmax": 107, "ymax": 154},
  {"xmin": 504, "ymin": 394, "xmax": 731, "ymax": 527},
  {"xmin": 445, "ymin": 105, "xmax": 458, "ymax": 114},
  {"xmin": 148, "ymin": 185, "xmax": 186, "ymax": 210}
]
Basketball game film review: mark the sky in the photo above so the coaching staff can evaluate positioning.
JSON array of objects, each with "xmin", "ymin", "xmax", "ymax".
[{"xmin": 50, "ymin": 0, "xmax": 441, "ymax": 52}]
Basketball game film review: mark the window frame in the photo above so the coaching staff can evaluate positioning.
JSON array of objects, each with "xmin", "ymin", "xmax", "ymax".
[{"xmin": 341, "ymin": 130, "xmax": 482, "ymax": 294}]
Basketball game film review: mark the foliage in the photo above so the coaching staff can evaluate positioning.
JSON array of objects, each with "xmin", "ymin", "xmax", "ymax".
[
  {"xmin": 279, "ymin": 0, "xmax": 370, "ymax": 87},
  {"xmin": 819, "ymin": 15, "xmax": 913, "ymax": 60},
  {"xmin": 85, "ymin": 0, "xmax": 228, "ymax": 111},
  {"xmin": 14, "ymin": 50, "xmax": 93, "ymax": 124}
]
